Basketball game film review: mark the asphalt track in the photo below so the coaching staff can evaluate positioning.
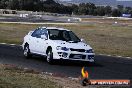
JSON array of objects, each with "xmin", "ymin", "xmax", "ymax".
[{"xmin": 0, "ymin": 44, "xmax": 132, "ymax": 81}]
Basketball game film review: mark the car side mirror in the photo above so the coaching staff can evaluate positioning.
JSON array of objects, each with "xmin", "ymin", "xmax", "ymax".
[
  {"xmin": 41, "ymin": 35, "xmax": 47, "ymax": 40},
  {"xmin": 81, "ymin": 38, "xmax": 85, "ymax": 42}
]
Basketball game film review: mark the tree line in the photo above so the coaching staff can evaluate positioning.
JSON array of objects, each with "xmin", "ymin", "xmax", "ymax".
[{"xmin": 0, "ymin": 0, "xmax": 132, "ymax": 17}]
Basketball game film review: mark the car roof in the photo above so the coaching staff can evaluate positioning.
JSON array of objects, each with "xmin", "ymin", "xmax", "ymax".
[{"xmin": 40, "ymin": 27, "xmax": 70, "ymax": 31}]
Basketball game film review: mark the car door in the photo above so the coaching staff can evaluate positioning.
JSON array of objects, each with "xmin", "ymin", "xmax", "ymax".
[
  {"xmin": 30, "ymin": 28, "xmax": 42, "ymax": 54},
  {"xmin": 36, "ymin": 28, "xmax": 48, "ymax": 55}
]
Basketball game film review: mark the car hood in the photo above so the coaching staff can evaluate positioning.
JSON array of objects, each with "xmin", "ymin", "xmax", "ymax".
[{"xmin": 51, "ymin": 40, "xmax": 92, "ymax": 50}]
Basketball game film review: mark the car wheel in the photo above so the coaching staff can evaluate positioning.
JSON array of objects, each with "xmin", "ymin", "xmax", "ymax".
[
  {"xmin": 24, "ymin": 45, "xmax": 31, "ymax": 59},
  {"xmin": 47, "ymin": 49, "xmax": 54, "ymax": 64}
]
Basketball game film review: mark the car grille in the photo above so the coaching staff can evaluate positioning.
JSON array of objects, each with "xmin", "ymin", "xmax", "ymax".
[
  {"xmin": 70, "ymin": 48, "xmax": 85, "ymax": 52},
  {"xmin": 69, "ymin": 54, "xmax": 86, "ymax": 59},
  {"xmin": 88, "ymin": 55, "xmax": 94, "ymax": 59}
]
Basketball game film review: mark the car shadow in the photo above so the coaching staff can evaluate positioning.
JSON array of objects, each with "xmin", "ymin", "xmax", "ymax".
[
  {"xmin": 29, "ymin": 56, "xmax": 103, "ymax": 67},
  {"xmin": 55, "ymin": 60, "xmax": 103, "ymax": 67}
]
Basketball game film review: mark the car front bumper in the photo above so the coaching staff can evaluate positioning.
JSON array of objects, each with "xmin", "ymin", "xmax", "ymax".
[{"xmin": 52, "ymin": 50, "xmax": 95, "ymax": 62}]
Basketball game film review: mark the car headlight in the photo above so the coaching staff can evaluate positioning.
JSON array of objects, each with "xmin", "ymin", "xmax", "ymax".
[
  {"xmin": 56, "ymin": 46, "xmax": 69, "ymax": 51},
  {"xmin": 86, "ymin": 49, "xmax": 94, "ymax": 53},
  {"xmin": 56, "ymin": 46, "xmax": 62, "ymax": 50}
]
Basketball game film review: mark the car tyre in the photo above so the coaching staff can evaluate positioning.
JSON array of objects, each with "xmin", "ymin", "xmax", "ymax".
[
  {"xmin": 24, "ymin": 45, "xmax": 32, "ymax": 59},
  {"xmin": 47, "ymin": 49, "xmax": 54, "ymax": 64}
]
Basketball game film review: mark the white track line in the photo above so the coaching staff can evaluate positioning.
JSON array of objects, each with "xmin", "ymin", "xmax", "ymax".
[
  {"xmin": 0, "ymin": 43, "xmax": 21, "ymax": 46},
  {"xmin": 98, "ymin": 54, "xmax": 132, "ymax": 59}
]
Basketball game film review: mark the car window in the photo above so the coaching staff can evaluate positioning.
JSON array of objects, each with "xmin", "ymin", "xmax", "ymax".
[
  {"xmin": 31, "ymin": 28, "xmax": 41, "ymax": 38},
  {"xmin": 48, "ymin": 29, "xmax": 60, "ymax": 40},
  {"xmin": 48, "ymin": 29, "xmax": 80, "ymax": 42},
  {"xmin": 40, "ymin": 29, "xmax": 48, "ymax": 39},
  {"xmin": 31, "ymin": 28, "xmax": 48, "ymax": 38},
  {"xmin": 68, "ymin": 31, "xmax": 80, "ymax": 42},
  {"xmin": 62, "ymin": 31, "xmax": 70, "ymax": 41}
]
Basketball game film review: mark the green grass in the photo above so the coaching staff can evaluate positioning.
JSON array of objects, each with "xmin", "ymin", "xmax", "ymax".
[
  {"xmin": 0, "ymin": 22, "xmax": 132, "ymax": 57},
  {"xmin": 0, "ymin": 64, "xmax": 61, "ymax": 88}
]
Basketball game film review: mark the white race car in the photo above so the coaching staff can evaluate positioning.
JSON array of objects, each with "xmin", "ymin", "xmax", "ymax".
[{"xmin": 22, "ymin": 27, "xmax": 95, "ymax": 64}]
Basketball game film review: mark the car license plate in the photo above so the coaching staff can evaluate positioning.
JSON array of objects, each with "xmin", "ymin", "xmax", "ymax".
[{"xmin": 73, "ymin": 55, "xmax": 82, "ymax": 59}]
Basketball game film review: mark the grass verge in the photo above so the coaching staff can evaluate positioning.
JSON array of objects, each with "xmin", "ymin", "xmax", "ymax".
[
  {"xmin": 0, "ymin": 64, "xmax": 61, "ymax": 88},
  {"xmin": 0, "ymin": 64, "xmax": 129, "ymax": 88}
]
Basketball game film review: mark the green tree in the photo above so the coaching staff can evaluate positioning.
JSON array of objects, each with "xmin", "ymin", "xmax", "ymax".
[
  {"xmin": 117, "ymin": 5, "xmax": 124, "ymax": 11},
  {"xmin": 0, "ymin": 0, "xmax": 9, "ymax": 9},
  {"xmin": 6, "ymin": 0, "xmax": 19, "ymax": 10},
  {"xmin": 88, "ymin": 3, "xmax": 96, "ymax": 15},
  {"xmin": 111, "ymin": 9, "xmax": 121, "ymax": 17},
  {"xmin": 96, "ymin": 6, "xmax": 105, "ymax": 16},
  {"xmin": 78, "ymin": 3, "xmax": 87, "ymax": 15},
  {"xmin": 71, "ymin": 4, "xmax": 79, "ymax": 15},
  {"xmin": 124, "ymin": 7, "xmax": 132, "ymax": 14},
  {"xmin": 105, "ymin": 6, "xmax": 112, "ymax": 16}
]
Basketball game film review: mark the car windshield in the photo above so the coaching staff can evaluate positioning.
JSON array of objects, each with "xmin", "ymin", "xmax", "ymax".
[{"xmin": 48, "ymin": 29, "xmax": 80, "ymax": 42}]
